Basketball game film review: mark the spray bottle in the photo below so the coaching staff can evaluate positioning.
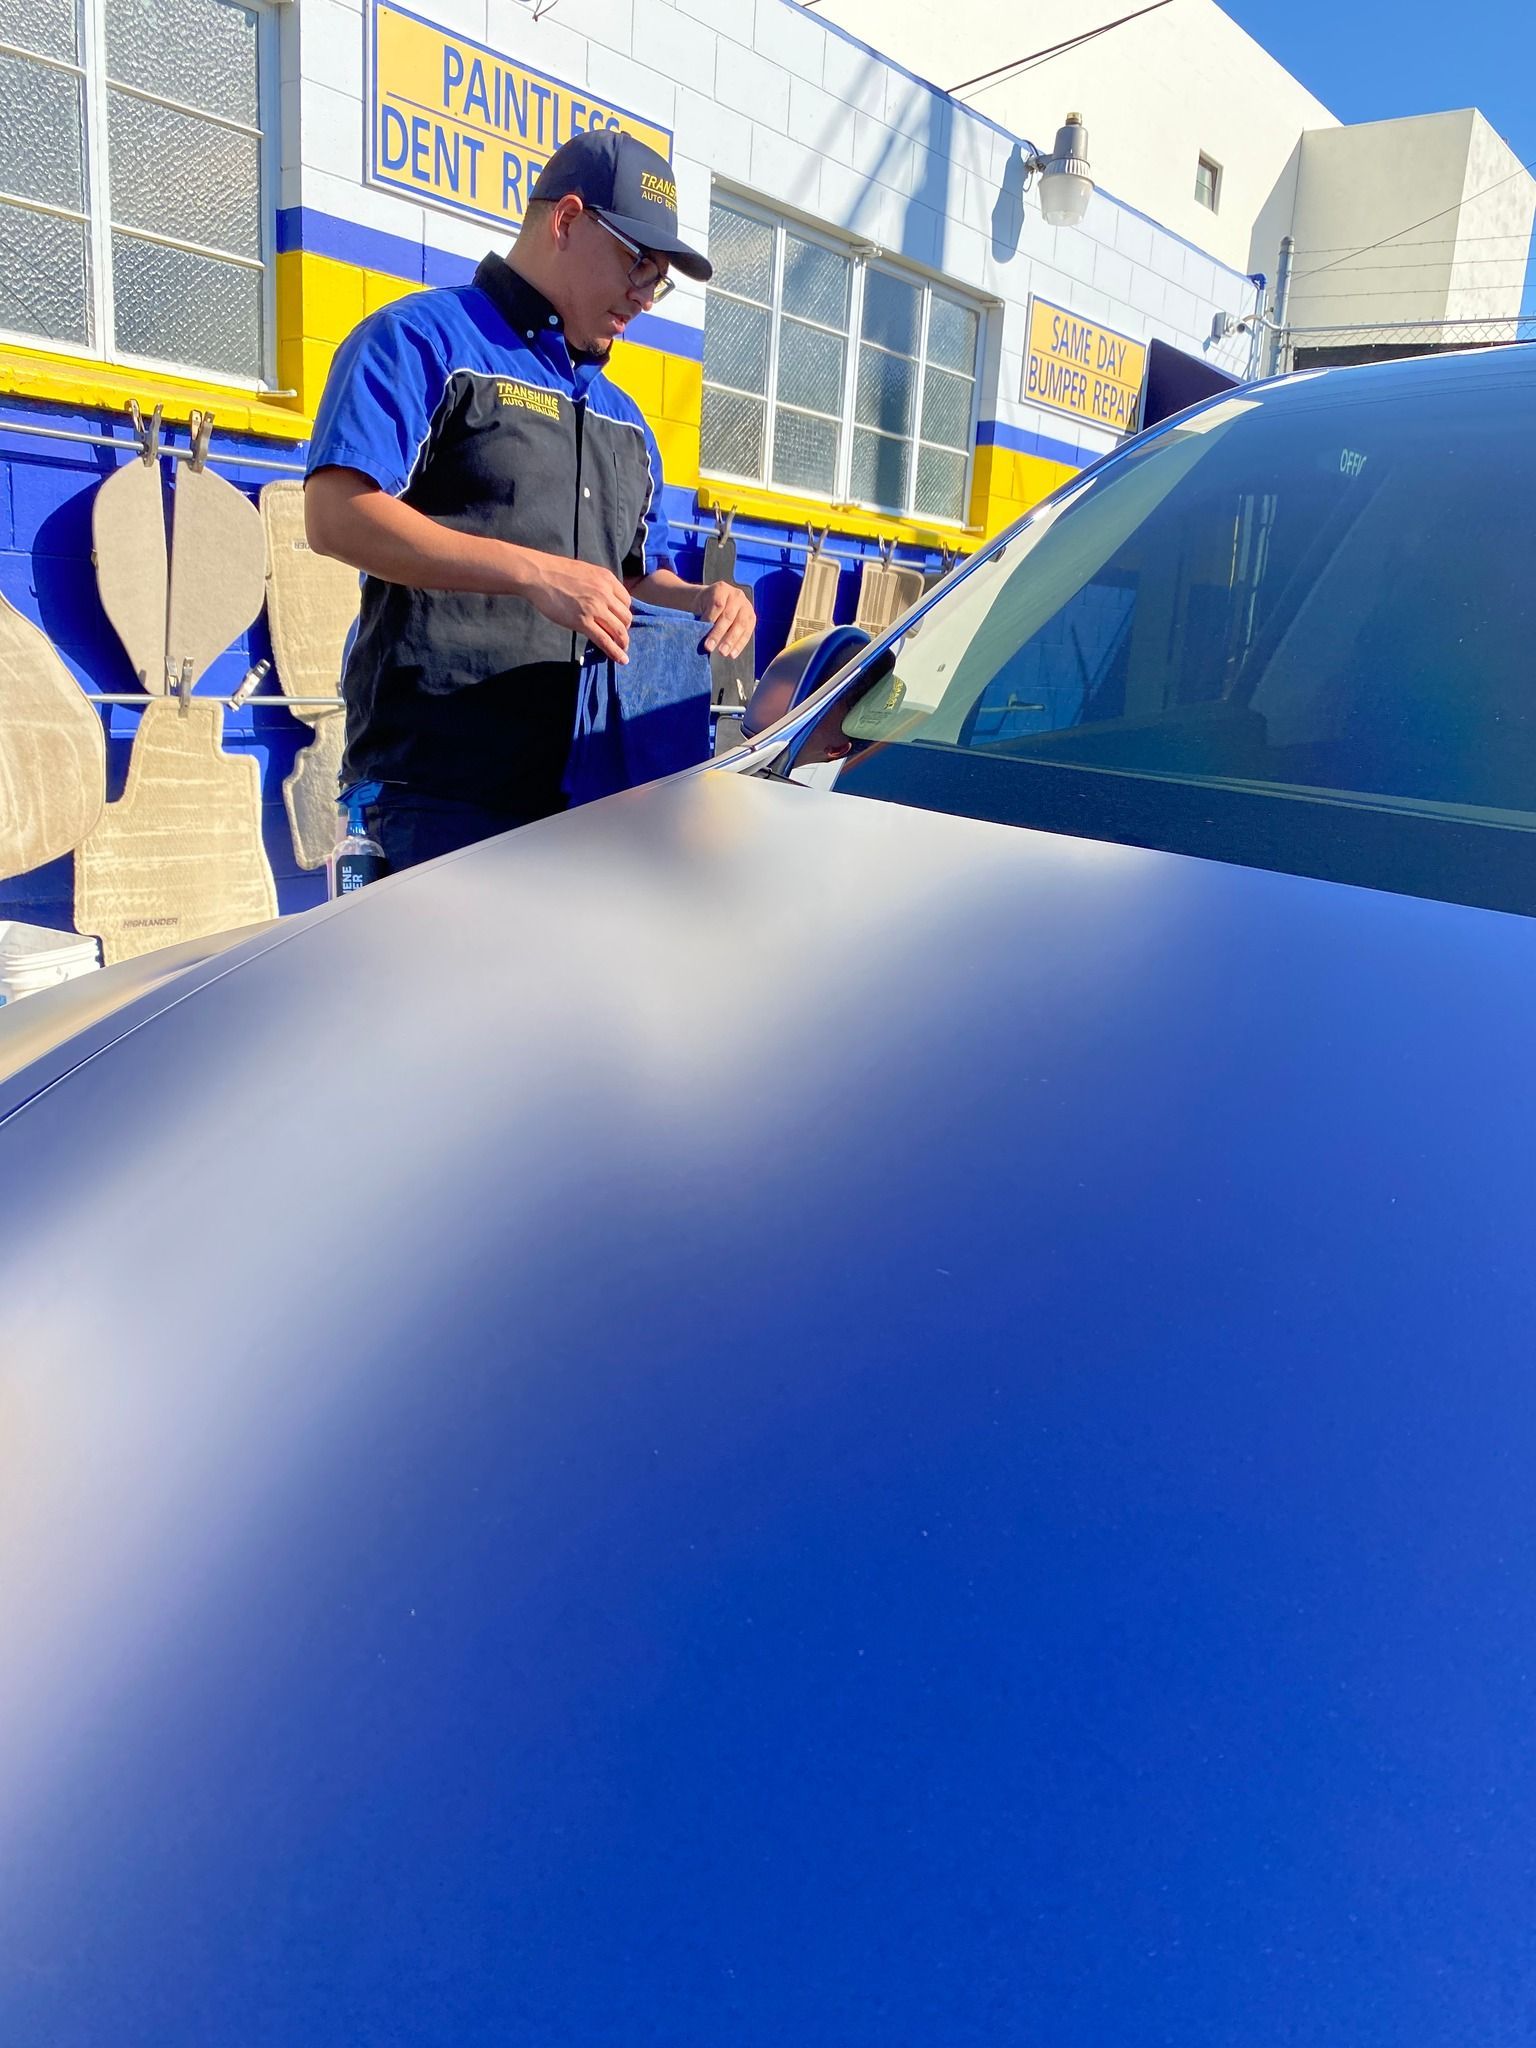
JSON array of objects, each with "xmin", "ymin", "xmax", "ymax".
[{"xmin": 329, "ymin": 783, "xmax": 387, "ymax": 898}]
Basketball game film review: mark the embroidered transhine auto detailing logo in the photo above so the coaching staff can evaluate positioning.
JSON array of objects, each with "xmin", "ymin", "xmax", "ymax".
[
  {"xmin": 639, "ymin": 171, "xmax": 676, "ymax": 210},
  {"xmin": 496, "ymin": 379, "xmax": 561, "ymax": 418}
]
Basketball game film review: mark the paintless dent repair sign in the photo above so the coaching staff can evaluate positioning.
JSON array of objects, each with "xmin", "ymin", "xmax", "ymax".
[
  {"xmin": 367, "ymin": 0, "xmax": 672, "ymax": 231},
  {"xmin": 1023, "ymin": 298, "xmax": 1147, "ymax": 436}
]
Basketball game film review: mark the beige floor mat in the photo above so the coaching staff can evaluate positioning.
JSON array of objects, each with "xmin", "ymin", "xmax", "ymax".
[
  {"xmin": 75, "ymin": 699, "xmax": 277, "ymax": 963},
  {"xmin": 282, "ymin": 709, "xmax": 346, "ymax": 870},
  {"xmin": 167, "ymin": 460, "xmax": 268, "ymax": 692},
  {"xmin": 93, "ymin": 455, "xmax": 169, "ymax": 691},
  {"xmin": 0, "ymin": 591, "xmax": 107, "ymax": 878},
  {"xmin": 260, "ymin": 481, "xmax": 359, "ymax": 720},
  {"xmin": 854, "ymin": 560, "xmax": 927, "ymax": 638},
  {"xmin": 787, "ymin": 548, "xmax": 842, "ymax": 642}
]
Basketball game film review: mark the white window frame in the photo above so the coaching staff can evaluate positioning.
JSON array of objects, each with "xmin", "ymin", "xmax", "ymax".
[
  {"xmin": 702, "ymin": 191, "xmax": 984, "ymax": 528},
  {"xmin": 1194, "ymin": 154, "xmax": 1221, "ymax": 214},
  {"xmin": 0, "ymin": 0, "xmax": 281, "ymax": 389}
]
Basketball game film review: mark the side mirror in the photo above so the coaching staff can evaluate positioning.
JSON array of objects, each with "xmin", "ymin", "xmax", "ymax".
[{"xmin": 741, "ymin": 626, "xmax": 872, "ymax": 741}]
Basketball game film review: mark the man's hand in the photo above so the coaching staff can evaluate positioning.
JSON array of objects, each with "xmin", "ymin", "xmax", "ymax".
[
  {"xmin": 695, "ymin": 580, "xmax": 756, "ymax": 659},
  {"xmin": 623, "ymin": 566, "xmax": 758, "ymax": 658},
  {"xmin": 520, "ymin": 556, "xmax": 634, "ymax": 663},
  {"xmin": 305, "ymin": 469, "xmax": 633, "ymax": 664}
]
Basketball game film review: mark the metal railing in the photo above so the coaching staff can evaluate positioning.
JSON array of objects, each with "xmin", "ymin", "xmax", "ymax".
[{"xmin": 0, "ymin": 410, "xmax": 307, "ymax": 475}]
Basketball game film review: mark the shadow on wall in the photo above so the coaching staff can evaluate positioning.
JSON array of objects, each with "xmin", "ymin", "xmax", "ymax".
[
  {"xmin": 1249, "ymin": 137, "xmax": 1302, "ymax": 320},
  {"xmin": 799, "ymin": 71, "xmax": 1039, "ymax": 445},
  {"xmin": 991, "ymin": 146, "xmax": 1028, "ymax": 263},
  {"xmin": 26, "ymin": 472, "xmax": 153, "ymax": 805},
  {"xmin": 11, "ymin": 448, "xmax": 150, "ymax": 698}
]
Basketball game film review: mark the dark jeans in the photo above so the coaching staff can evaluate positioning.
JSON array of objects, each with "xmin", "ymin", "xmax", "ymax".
[{"xmin": 363, "ymin": 787, "xmax": 561, "ymax": 872}]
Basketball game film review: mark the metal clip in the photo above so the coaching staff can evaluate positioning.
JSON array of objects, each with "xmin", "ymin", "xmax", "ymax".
[
  {"xmin": 805, "ymin": 524, "xmax": 828, "ymax": 559},
  {"xmin": 126, "ymin": 399, "xmax": 162, "ymax": 465},
  {"xmin": 713, "ymin": 504, "xmax": 736, "ymax": 543},
  {"xmin": 176, "ymin": 656, "xmax": 194, "ymax": 717},
  {"xmin": 188, "ymin": 409, "xmax": 214, "ymax": 472},
  {"xmin": 877, "ymin": 537, "xmax": 896, "ymax": 568}
]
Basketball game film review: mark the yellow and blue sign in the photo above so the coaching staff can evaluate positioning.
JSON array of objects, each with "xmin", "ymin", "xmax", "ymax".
[
  {"xmin": 366, "ymin": 0, "xmax": 673, "ymax": 232},
  {"xmin": 1023, "ymin": 297, "xmax": 1147, "ymax": 436}
]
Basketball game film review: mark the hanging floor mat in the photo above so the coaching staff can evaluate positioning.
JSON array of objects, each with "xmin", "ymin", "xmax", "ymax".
[
  {"xmin": 0, "ymin": 590, "xmax": 106, "ymax": 880},
  {"xmin": 787, "ymin": 535, "xmax": 841, "ymax": 642},
  {"xmin": 75, "ymin": 699, "xmax": 277, "ymax": 963},
  {"xmin": 701, "ymin": 521, "xmax": 756, "ymax": 709},
  {"xmin": 165, "ymin": 418, "xmax": 267, "ymax": 694},
  {"xmin": 93, "ymin": 435, "xmax": 169, "ymax": 691},
  {"xmin": 261, "ymin": 480, "xmax": 358, "ymax": 870},
  {"xmin": 282, "ymin": 709, "xmax": 347, "ymax": 872},
  {"xmin": 854, "ymin": 555, "xmax": 927, "ymax": 638},
  {"xmin": 259, "ymin": 480, "xmax": 359, "ymax": 713}
]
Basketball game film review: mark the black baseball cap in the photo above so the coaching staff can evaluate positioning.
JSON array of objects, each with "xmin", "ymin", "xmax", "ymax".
[{"xmin": 530, "ymin": 129, "xmax": 712, "ymax": 283}]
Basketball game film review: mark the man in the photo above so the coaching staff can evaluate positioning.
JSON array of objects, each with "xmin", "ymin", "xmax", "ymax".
[{"xmin": 305, "ymin": 130, "xmax": 755, "ymax": 869}]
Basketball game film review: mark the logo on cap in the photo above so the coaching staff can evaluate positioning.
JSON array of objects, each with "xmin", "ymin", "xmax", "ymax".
[{"xmin": 639, "ymin": 171, "xmax": 677, "ymax": 212}]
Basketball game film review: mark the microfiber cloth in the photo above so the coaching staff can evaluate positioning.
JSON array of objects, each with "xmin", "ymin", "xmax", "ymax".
[{"xmin": 564, "ymin": 604, "xmax": 712, "ymax": 809}]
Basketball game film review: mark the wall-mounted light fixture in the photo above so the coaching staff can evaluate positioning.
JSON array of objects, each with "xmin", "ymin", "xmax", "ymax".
[{"xmin": 1022, "ymin": 114, "xmax": 1093, "ymax": 229}]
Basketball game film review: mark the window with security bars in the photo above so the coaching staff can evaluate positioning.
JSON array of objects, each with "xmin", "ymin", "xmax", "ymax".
[
  {"xmin": 702, "ymin": 196, "xmax": 981, "ymax": 525},
  {"xmin": 0, "ymin": 0, "xmax": 272, "ymax": 382}
]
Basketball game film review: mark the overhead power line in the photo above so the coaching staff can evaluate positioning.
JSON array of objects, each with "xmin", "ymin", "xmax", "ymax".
[
  {"xmin": 948, "ymin": 0, "xmax": 1173, "ymax": 101},
  {"xmin": 1293, "ymin": 157, "xmax": 1536, "ymax": 282},
  {"xmin": 1298, "ymin": 231, "xmax": 1536, "ymax": 253},
  {"xmin": 1293, "ymin": 254, "xmax": 1536, "ymax": 274},
  {"xmin": 1293, "ymin": 284, "xmax": 1534, "ymax": 301}
]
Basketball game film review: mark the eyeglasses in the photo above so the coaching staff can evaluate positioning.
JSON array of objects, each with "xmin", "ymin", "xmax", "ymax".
[{"xmin": 589, "ymin": 211, "xmax": 676, "ymax": 304}]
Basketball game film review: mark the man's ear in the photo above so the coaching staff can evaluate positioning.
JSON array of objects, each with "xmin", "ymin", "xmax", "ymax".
[{"xmin": 549, "ymin": 195, "xmax": 584, "ymax": 248}]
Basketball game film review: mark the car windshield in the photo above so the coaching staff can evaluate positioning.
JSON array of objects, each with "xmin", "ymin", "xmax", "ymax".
[{"xmin": 786, "ymin": 354, "xmax": 1536, "ymax": 917}]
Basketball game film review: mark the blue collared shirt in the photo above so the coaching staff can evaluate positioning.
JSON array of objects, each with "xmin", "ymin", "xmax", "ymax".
[{"xmin": 307, "ymin": 252, "xmax": 675, "ymax": 806}]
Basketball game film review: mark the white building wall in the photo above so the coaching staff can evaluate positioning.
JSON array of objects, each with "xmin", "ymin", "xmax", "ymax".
[
  {"xmin": 1449, "ymin": 115, "xmax": 1536, "ymax": 325},
  {"xmin": 291, "ymin": 0, "xmax": 1258, "ymax": 499},
  {"xmin": 1286, "ymin": 111, "xmax": 1536, "ymax": 336},
  {"xmin": 808, "ymin": 0, "xmax": 1338, "ymax": 276}
]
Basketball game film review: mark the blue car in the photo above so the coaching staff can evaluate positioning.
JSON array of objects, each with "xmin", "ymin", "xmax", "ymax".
[{"xmin": 2, "ymin": 347, "xmax": 1534, "ymax": 2045}]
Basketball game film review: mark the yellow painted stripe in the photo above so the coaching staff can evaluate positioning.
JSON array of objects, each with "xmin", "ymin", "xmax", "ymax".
[
  {"xmin": 0, "ymin": 340, "xmax": 313, "ymax": 440},
  {"xmin": 697, "ymin": 479, "xmax": 979, "ymax": 553},
  {"xmin": 1, "ymin": 240, "xmax": 1082, "ymax": 542}
]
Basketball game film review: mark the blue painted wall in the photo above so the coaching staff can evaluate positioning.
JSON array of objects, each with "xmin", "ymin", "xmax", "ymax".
[{"xmin": 0, "ymin": 395, "xmax": 951, "ymax": 934}]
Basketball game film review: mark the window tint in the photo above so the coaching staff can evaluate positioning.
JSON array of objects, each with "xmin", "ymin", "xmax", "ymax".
[{"xmin": 790, "ymin": 364, "xmax": 1536, "ymax": 916}]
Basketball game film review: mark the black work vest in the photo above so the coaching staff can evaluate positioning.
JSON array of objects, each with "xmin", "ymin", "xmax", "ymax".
[{"xmin": 339, "ymin": 255, "xmax": 660, "ymax": 810}]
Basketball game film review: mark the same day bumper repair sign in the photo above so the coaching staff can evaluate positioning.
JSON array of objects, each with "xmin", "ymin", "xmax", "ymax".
[
  {"xmin": 1024, "ymin": 298, "xmax": 1148, "ymax": 436},
  {"xmin": 367, "ymin": 0, "xmax": 673, "ymax": 231}
]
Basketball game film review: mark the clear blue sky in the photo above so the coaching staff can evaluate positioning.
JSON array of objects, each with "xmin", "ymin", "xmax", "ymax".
[{"xmin": 1220, "ymin": 0, "xmax": 1534, "ymax": 163}]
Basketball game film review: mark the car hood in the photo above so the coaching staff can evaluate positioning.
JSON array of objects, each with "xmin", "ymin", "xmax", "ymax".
[{"xmin": 3, "ymin": 768, "xmax": 1536, "ymax": 2043}]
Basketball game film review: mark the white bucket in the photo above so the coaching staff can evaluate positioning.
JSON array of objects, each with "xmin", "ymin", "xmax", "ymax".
[{"xmin": 0, "ymin": 920, "xmax": 102, "ymax": 1007}]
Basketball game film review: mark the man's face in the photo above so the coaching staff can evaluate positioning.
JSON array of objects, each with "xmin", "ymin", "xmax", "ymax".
[{"xmin": 555, "ymin": 202, "xmax": 671, "ymax": 356}]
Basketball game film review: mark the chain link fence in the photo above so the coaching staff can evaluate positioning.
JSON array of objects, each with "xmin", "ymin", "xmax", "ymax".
[{"xmin": 1281, "ymin": 314, "xmax": 1536, "ymax": 373}]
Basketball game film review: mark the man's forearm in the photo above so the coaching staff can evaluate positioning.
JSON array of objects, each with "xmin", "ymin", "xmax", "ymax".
[
  {"xmin": 625, "ymin": 567, "xmax": 705, "ymax": 612},
  {"xmin": 307, "ymin": 466, "xmax": 539, "ymax": 597}
]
